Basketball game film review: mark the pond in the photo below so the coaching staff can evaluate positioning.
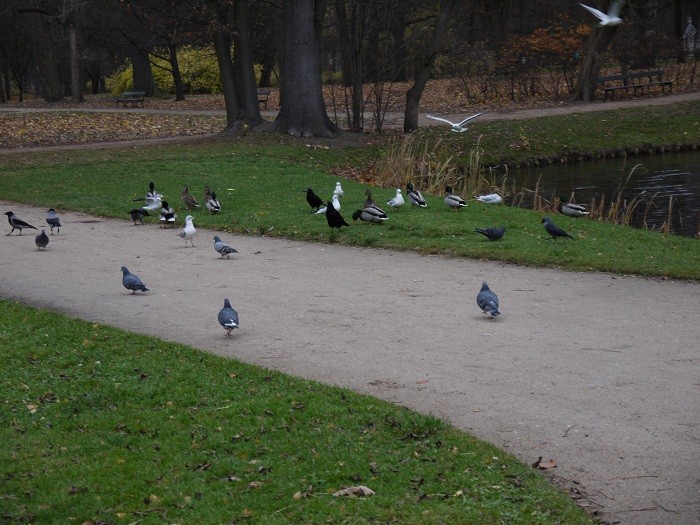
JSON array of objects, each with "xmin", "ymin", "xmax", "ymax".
[{"xmin": 503, "ymin": 149, "xmax": 700, "ymax": 238}]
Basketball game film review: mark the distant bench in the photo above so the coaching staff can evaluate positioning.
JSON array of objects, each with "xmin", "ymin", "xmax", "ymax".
[
  {"xmin": 257, "ymin": 88, "xmax": 271, "ymax": 109},
  {"xmin": 597, "ymin": 70, "xmax": 673, "ymax": 100},
  {"xmin": 115, "ymin": 91, "xmax": 146, "ymax": 108}
]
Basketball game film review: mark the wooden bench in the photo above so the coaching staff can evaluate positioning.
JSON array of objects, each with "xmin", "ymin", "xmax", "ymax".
[
  {"xmin": 596, "ymin": 70, "xmax": 673, "ymax": 100},
  {"xmin": 115, "ymin": 91, "xmax": 146, "ymax": 108},
  {"xmin": 257, "ymin": 88, "xmax": 271, "ymax": 109}
]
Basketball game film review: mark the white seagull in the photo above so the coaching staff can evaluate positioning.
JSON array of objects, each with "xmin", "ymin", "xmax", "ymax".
[
  {"xmin": 315, "ymin": 194, "xmax": 341, "ymax": 215},
  {"xmin": 476, "ymin": 193, "xmax": 503, "ymax": 204},
  {"xmin": 387, "ymin": 188, "xmax": 405, "ymax": 208},
  {"xmin": 579, "ymin": 1, "xmax": 623, "ymax": 27},
  {"xmin": 333, "ymin": 182, "xmax": 344, "ymax": 199},
  {"xmin": 426, "ymin": 112, "xmax": 486, "ymax": 133},
  {"xmin": 178, "ymin": 215, "xmax": 197, "ymax": 247}
]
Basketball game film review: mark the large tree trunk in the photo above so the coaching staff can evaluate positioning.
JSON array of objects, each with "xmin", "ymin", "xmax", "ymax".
[
  {"xmin": 572, "ymin": 25, "xmax": 621, "ymax": 102},
  {"xmin": 131, "ymin": 45, "xmax": 155, "ymax": 96},
  {"xmin": 33, "ymin": 17, "xmax": 63, "ymax": 102},
  {"xmin": 273, "ymin": 0, "xmax": 337, "ymax": 138},
  {"xmin": 168, "ymin": 43, "xmax": 186, "ymax": 101},
  {"xmin": 68, "ymin": 19, "xmax": 83, "ymax": 103},
  {"xmin": 334, "ymin": 1, "xmax": 365, "ymax": 131},
  {"xmin": 232, "ymin": 0, "xmax": 262, "ymax": 121},
  {"xmin": 674, "ymin": 0, "xmax": 685, "ymax": 64},
  {"xmin": 403, "ymin": 0, "xmax": 456, "ymax": 133}
]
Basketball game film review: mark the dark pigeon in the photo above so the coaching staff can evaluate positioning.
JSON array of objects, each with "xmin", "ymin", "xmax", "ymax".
[
  {"xmin": 325, "ymin": 202, "xmax": 350, "ymax": 229},
  {"xmin": 46, "ymin": 209, "xmax": 62, "ymax": 234},
  {"xmin": 128, "ymin": 208, "xmax": 150, "ymax": 225},
  {"xmin": 305, "ymin": 188, "xmax": 324, "ymax": 213},
  {"xmin": 121, "ymin": 266, "xmax": 149, "ymax": 294},
  {"xmin": 5, "ymin": 211, "xmax": 38, "ymax": 236},
  {"xmin": 477, "ymin": 282, "xmax": 501, "ymax": 317},
  {"xmin": 541, "ymin": 217, "xmax": 574, "ymax": 240},
  {"xmin": 218, "ymin": 298, "xmax": 239, "ymax": 337},
  {"xmin": 475, "ymin": 226, "xmax": 506, "ymax": 241},
  {"xmin": 35, "ymin": 230, "xmax": 49, "ymax": 250}
]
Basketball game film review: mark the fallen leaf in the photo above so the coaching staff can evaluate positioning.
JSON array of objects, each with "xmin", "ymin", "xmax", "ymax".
[
  {"xmin": 333, "ymin": 485, "xmax": 375, "ymax": 497},
  {"xmin": 535, "ymin": 457, "xmax": 557, "ymax": 469}
]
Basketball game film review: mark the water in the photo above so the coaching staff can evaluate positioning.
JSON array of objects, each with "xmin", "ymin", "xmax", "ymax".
[{"xmin": 504, "ymin": 150, "xmax": 700, "ymax": 237}]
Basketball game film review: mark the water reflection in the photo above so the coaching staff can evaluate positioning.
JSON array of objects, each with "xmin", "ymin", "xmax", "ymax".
[{"xmin": 505, "ymin": 150, "xmax": 700, "ymax": 237}]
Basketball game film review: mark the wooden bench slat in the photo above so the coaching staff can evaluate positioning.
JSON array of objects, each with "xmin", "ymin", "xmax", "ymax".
[
  {"xmin": 115, "ymin": 91, "xmax": 146, "ymax": 108},
  {"xmin": 596, "ymin": 70, "xmax": 672, "ymax": 100}
]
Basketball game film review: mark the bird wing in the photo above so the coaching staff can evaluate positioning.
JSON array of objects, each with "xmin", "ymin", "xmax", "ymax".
[
  {"xmin": 426, "ymin": 115, "xmax": 457, "ymax": 126},
  {"xmin": 579, "ymin": 3, "xmax": 607, "ymax": 21},
  {"xmin": 456, "ymin": 112, "xmax": 486, "ymax": 126},
  {"xmin": 608, "ymin": 0, "xmax": 623, "ymax": 17}
]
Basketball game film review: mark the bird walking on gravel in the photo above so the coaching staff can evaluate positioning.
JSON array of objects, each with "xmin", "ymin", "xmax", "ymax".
[
  {"xmin": 542, "ymin": 217, "xmax": 574, "ymax": 240},
  {"xmin": 213, "ymin": 235, "xmax": 238, "ymax": 258},
  {"xmin": 444, "ymin": 186, "xmax": 467, "ymax": 210},
  {"xmin": 325, "ymin": 202, "xmax": 350, "ymax": 229},
  {"xmin": 477, "ymin": 282, "xmax": 500, "ymax": 317},
  {"xmin": 159, "ymin": 201, "xmax": 177, "ymax": 227},
  {"xmin": 128, "ymin": 208, "xmax": 149, "ymax": 225},
  {"xmin": 46, "ymin": 209, "xmax": 62, "ymax": 234},
  {"xmin": 181, "ymin": 185, "xmax": 200, "ymax": 210},
  {"xmin": 178, "ymin": 215, "xmax": 197, "ymax": 246},
  {"xmin": 387, "ymin": 189, "xmax": 405, "ymax": 209},
  {"xmin": 406, "ymin": 182, "xmax": 427, "ymax": 208},
  {"xmin": 4, "ymin": 211, "xmax": 38, "ymax": 236},
  {"xmin": 218, "ymin": 298, "xmax": 239, "ymax": 337},
  {"xmin": 305, "ymin": 188, "xmax": 324, "ymax": 213},
  {"xmin": 475, "ymin": 226, "xmax": 506, "ymax": 241},
  {"xmin": 121, "ymin": 266, "xmax": 149, "ymax": 294},
  {"xmin": 35, "ymin": 230, "xmax": 49, "ymax": 250}
]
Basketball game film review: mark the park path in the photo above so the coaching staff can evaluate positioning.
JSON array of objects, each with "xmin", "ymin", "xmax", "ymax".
[{"xmin": 1, "ymin": 201, "xmax": 698, "ymax": 524}]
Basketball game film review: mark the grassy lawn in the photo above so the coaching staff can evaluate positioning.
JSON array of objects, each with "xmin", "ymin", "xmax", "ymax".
[
  {"xmin": 0, "ymin": 300, "xmax": 591, "ymax": 524},
  {"xmin": 0, "ymin": 134, "xmax": 697, "ymax": 279}
]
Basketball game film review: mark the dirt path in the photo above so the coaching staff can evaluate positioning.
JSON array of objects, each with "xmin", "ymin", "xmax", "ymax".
[{"xmin": 1, "ymin": 202, "xmax": 698, "ymax": 524}]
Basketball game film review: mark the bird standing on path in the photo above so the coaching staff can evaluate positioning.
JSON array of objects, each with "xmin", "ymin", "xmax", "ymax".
[
  {"xmin": 46, "ymin": 209, "xmax": 62, "ymax": 234},
  {"xmin": 181, "ymin": 185, "xmax": 200, "ymax": 210},
  {"xmin": 218, "ymin": 298, "xmax": 239, "ymax": 337},
  {"xmin": 387, "ymin": 189, "xmax": 405, "ymax": 209},
  {"xmin": 559, "ymin": 198, "xmax": 590, "ymax": 218},
  {"xmin": 178, "ymin": 215, "xmax": 197, "ymax": 246},
  {"xmin": 35, "ymin": 230, "xmax": 49, "ymax": 250},
  {"xmin": 159, "ymin": 201, "xmax": 177, "ymax": 227},
  {"xmin": 579, "ymin": 1, "xmax": 623, "ymax": 26},
  {"xmin": 4, "ymin": 212, "xmax": 38, "ymax": 236},
  {"xmin": 213, "ymin": 235, "xmax": 238, "ymax": 258},
  {"xmin": 426, "ymin": 112, "xmax": 486, "ymax": 132},
  {"xmin": 477, "ymin": 282, "xmax": 501, "ymax": 317},
  {"xmin": 542, "ymin": 217, "xmax": 574, "ymax": 240},
  {"xmin": 475, "ymin": 226, "xmax": 506, "ymax": 241},
  {"xmin": 444, "ymin": 186, "xmax": 467, "ymax": 209},
  {"xmin": 407, "ymin": 182, "xmax": 427, "ymax": 208},
  {"xmin": 305, "ymin": 188, "xmax": 324, "ymax": 213},
  {"xmin": 325, "ymin": 202, "xmax": 350, "ymax": 229},
  {"xmin": 121, "ymin": 266, "xmax": 149, "ymax": 294}
]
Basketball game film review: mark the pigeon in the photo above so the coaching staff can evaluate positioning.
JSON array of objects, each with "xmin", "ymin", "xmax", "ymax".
[
  {"xmin": 121, "ymin": 266, "xmax": 149, "ymax": 294},
  {"xmin": 475, "ymin": 227, "xmax": 506, "ymax": 241},
  {"xmin": 45, "ymin": 209, "xmax": 62, "ymax": 234},
  {"xmin": 387, "ymin": 188, "xmax": 405, "ymax": 208},
  {"xmin": 325, "ymin": 202, "xmax": 350, "ymax": 229},
  {"xmin": 476, "ymin": 193, "xmax": 503, "ymax": 204},
  {"xmin": 333, "ymin": 181, "xmax": 344, "ymax": 199},
  {"xmin": 444, "ymin": 186, "xmax": 467, "ymax": 209},
  {"xmin": 406, "ymin": 182, "xmax": 427, "ymax": 208},
  {"xmin": 204, "ymin": 186, "xmax": 221, "ymax": 213},
  {"xmin": 579, "ymin": 1, "xmax": 623, "ymax": 27},
  {"xmin": 218, "ymin": 298, "xmax": 239, "ymax": 337},
  {"xmin": 213, "ymin": 235, "xmax": 238, "ymax": 258},
  {"xmin": 542, "ymin": 217, "xmax": 574, "ymax": 240},
  {"xmin": 426, "ymin": 112, "xmax": 486, "ymax": 133},
  {"xmin": 305, "ymin": 187, "xmax": 324, "ymax": 213},
  {"xmin": 159, "ymin": 201, "xmax": 177, "ymax": 227},
  {"xmin": 35, "ymin": 230, "xmax": 49, "ymax": 250},
  {"xmin": 559, "ymin": 198, "xmax": 590, "ymax": 218},
  {"xmin": 178, "ymin": 215, "xmax": 197, "ymax": 246},
  {"xmin": 181, "ymin": 185, "xmax": 200, "ymax": 210},
  {"xmin": 477, "ymin": 282, "xmax": 501, "ymax": 317},
  {"xmin": 315, "ymin": 194, "xmax": 341, "ymax": 215},
  {"xmin": 128, "ymin": 208, "xmax": 149, "ymax": 225},
  {"xmin": 352, "ymin": 207, "xmax": 388, "ymax": 223},
  {"xmin": 4, "ymin": 211, "xmax": 38, "ymax": 235}
]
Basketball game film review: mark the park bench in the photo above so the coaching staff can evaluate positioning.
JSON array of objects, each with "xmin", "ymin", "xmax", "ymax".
[
  {"xmin": 257, "ymin": 88, "xmax": 271, "ymax": 109},
  {"xmin": 596, "ymin": 70, "xmax": 673, "ymax": 100},
  {"xmin": 115, "ymin": 90, "xmax": 146, "ymax": 108}
]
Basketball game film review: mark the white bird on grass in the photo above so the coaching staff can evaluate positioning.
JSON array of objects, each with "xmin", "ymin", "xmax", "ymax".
[
  {"xmin": 315, "ymin": 194, "xmax": 341, "ymax": 215},
  {"xmin": 387, "ymin": 188, "xmax": 405, "ymax": 209},
  {"xmin": 333, "ymin": 182, "xmax": 344, "ymax": 199},
  {"xmin": 426, "ymin": 112, "xmax": 486, "ymax": 133},
  {"xmin": 178, "ymin": 215, "xmax": 197, "ymax": 247},
  {"xmin": 476, "ymin": 193, "xmax": 503, "ymax": 204},
  {"xmin": 579, "ymin": 1, "xmax": 623, "ymax": 26}
]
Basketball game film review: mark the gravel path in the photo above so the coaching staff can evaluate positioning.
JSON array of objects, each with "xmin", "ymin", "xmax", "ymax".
[{"xmin": 1, "ymin": 202, "xmax": 698, "ymax": 524}]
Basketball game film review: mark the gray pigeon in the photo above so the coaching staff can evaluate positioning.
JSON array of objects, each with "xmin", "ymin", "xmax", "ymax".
[
  {"xmin": 4, "ymin": 211, "xmax": 38, "ymax": 236},
  {"xmin": 35, "ymin": 230, "xmax": 49, "ymax": 250},
  {"xmin": 541, "ymin": 217, "xmax": 574, "ymax": 240},
  {"xmin": 213, "ymin": 235, "xmax": 238, "ymax": 258},
  {"xmin": 120, "ymin": 266, "xmax": 149, "ymax": 294},
  {"xmin": 477, "ymin": 282, "xmax": 501, "ymax": 317},
  {"xmin": 46, "ymin": 209, "xmax": 62, "ymax": 234},
  {"xmin": 128, "ymin": 208, "xmax": 149, "ymax": 225},
  {"xmin": 218, "ymin": 298, "xmax": 239, "ymax": 336},
  {"xmin": 475, "ymin": 226, "xmax": 506, "ymax": 241}
]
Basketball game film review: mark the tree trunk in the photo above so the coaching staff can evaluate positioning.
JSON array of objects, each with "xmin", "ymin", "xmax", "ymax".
[
  {"xmin": 674, "ymin": 0, "xmax": 685, "ymax": 63},
  {"xmin": 390, "ymin": 8, "xmax": 407, "ymax": 82},
  {"xmin": 403, "ymin": 0, "xmax": 456, "ymax": 133},
  {"xmin": 232, "ymin": 0, "xmax": 262, "ymax": 121},
  {"xmin": 131, "ymin": 45, "xmax": 155, "ymax": 96},
  {"xmin": 168, "ymin": 43, "xmax": 186, "ymax": 101},
  {"xmin": 274, "ymin": 0, "xmax": 337, "ymax": 138},
  {"xmin": 334, "ymin": 1, "xmax": 365, "ymax": 131},
  {"xmin": 572, "ymin": 24, "xmax": 620, "ymax": 102},
  {"xmin": 211, "ymin": 18, "xmax": 242, "ymax": 127},
  {"xmin": 68, "ymin": 20, "xmax": 83, "ymax": 103},
  {"xmin": 0, "ymin": 67, "xmax": 6, "ymax": 103},
  {"xmin": 33, "ymin": 17, "xmax": 63, "ymax": 102}
]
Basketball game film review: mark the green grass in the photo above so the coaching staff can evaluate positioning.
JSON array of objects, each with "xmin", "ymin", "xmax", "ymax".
[
  {"xmin": 0, "ymin": 300, "xmax": 591, "ymax": 524},
  {"xmin": 0, "ymin": 137, "xmax": 698, "ymax": 279}
]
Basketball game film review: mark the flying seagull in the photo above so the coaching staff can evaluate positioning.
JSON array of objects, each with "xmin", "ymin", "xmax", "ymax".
[
  {"xmin": 218, "ymin": 298, "xmax": 239, "ymax": 337},
  {"xmin": 178, "ymin": 215, "xmax": 197, "ymax": 246},
  {"xmin": 444, "ymin": 186, "xmax": 467, "ymax": 209},
  {"xmin": 4, "ymin": 211, "xmax": 38, "ymax": 236},
  {"xmin": 35, "ymin": 230, "xmax": 49, "ymax": 250},
  {"xmin": 213, "ymin": 235, "xmax": 238, "ymax": 258},
  {"xmin": 426, "ymin": 111, "xmax": 486, "ymax": 132},
  {"xmin": 121, "ymin": 266, "xmax": 149, "ymax": 294},
  {"xmin": 46, "ymin": 209, "xmax": 62, "ymax": 234},
  {"xmin": 181, "ymin": 185, "xmax": 200, "ymax": 210},
  {"xmin": 159, "ymin": 201, "xmax": 177, "ymax": 227},
  {"xmin": 542, "ymin": 217, "xmax": 574, "ymax": 240},
  {"xmin": 325, "ymin": 202, "xmax": 350, "ymax": 229},
  {"xmin": 128, "ymin": 208, "xmax": 149, "ymax": 225},
  {"xmin": 407, "ymin": 182, "xmax": 427, "ymax": 208},
  {"xmin": 305, "ymin": 188, "xmax": 324, "ymax": 213},
  {"xmin": 387, "ymin": 188, "xmax": 405, "ymax": 209},
  {"xmin": 475, "ymin": 226, "xmax": 506, "ymax": 241},
  {"xmin": 133, "ymin": 182, "xmax": 162, "ymax": 212},
  {"xmin": 579, "ymin": 1, "xmax": 623, "ymax": 26},
  {"xmin": 559, "ymin": 198, "xmax": 590, "ymax": 218},
  {"xmin": 477, "ymin": 282, "xmax": 501, "ymax": 317}
]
